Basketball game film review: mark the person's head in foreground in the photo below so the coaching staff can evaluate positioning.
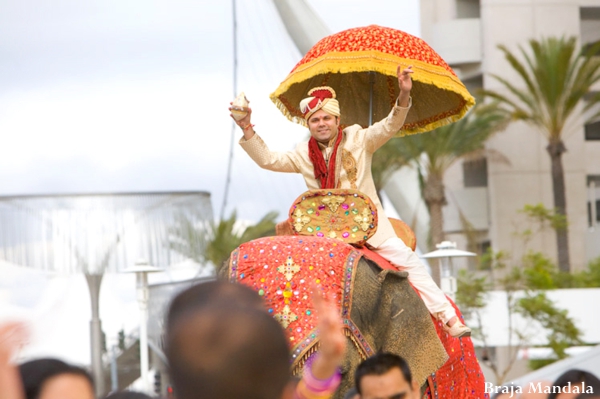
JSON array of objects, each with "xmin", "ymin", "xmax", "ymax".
[
  {"xmin": 164, "ymin": 282, "xmax": 292, "ymax": 399},
  {"xmin": 548, "ymin": 369, "xmax": 600, "ymax": 399},
  {"xmin": 165, "ymin": 279, "xmax": 264, "ymax": 330},
  {"xmin": 354, "ymin": 352, "xmax": 420, "ymax": 399},
  {"xmin": 18, "ymin": 358, "xmax": 94, "ymax": 399}
]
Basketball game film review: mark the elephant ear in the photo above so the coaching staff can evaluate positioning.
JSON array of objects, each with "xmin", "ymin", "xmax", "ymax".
[{"xmin": 288, "ymin": 189, "xmax": 378, "ymax": 246}]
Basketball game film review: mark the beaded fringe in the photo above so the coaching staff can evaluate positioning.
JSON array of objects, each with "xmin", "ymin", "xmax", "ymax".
[
  {"xmin": 291, "ymin": 329, "xmax": 370, "ymax": 376},
  {"xmin": 292, "ymin": 343, "xmax": 320, "ymax": 376}
]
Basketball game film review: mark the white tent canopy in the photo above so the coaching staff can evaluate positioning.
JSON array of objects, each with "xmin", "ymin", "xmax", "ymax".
[{"xmin": 0, "ymin": 191, "xmax": 212, "ymax": 275}]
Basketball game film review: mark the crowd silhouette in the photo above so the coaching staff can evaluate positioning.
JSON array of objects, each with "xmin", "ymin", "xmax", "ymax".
[{"xmin": 1, "ymin": 280, "xmax": 598, "ymax": 399}]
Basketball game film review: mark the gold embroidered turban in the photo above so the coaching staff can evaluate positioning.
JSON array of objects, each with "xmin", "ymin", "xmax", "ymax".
[{"xmin": 299, "ymin": 86, "xmax": 340, "ymax": 120}]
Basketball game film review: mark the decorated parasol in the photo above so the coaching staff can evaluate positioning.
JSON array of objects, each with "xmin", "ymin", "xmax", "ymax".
[{"xmin": 270, "ymin": 25, "xmax": 475, "ymax": 135}]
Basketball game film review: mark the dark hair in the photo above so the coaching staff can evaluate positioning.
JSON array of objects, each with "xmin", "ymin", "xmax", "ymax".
[
  {"xmin": 343, "ymin": 387, "xmax": 358, "ymax": 399},
  {"xmin": 18, "ymin": 358, "xmax": 94, "ymax": 399},
  {"xmin": 104, "ymin": 391, "xmax": 155, "ymax": 399},
  {"xmin": 548, "ymin": 369, "xmax": 600, "ymax": 399},
  {"xmin": 165, "ymin": 282, "xmax": 290, "ymax": 399},
  {"xmin": 354, "ymin": 352, "xmax": 412, "ymax": 394},
  {"xmin": 165, "ymin": 280, "xmax": 264, "ymax": 331}
]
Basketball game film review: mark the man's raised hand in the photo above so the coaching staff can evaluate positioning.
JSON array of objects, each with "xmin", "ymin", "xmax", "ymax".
[
  {"xmin": 310, "ymin": 287, "xmax": 346, "ymax": 380},
  {"xmin": 229, "ymin": 101, "xmax": 255, "ymax": 139},
  {"xmin": 397, "ymin": 65, "xmax": 413, "ymax": 107},
  {"xmin": 0, "ymin": 321, "xmax": 29, "ymax": 399}
]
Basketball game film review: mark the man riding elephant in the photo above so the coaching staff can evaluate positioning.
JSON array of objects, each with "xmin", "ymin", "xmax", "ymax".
[{"xmin": 230, "ymin": 64, "xmax": 470, "ymax": 338}]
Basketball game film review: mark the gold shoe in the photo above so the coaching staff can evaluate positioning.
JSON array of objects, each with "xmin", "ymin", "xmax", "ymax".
[{"xmin": 444, "ymin": 321, "xmax": 471, "ymax": 338}]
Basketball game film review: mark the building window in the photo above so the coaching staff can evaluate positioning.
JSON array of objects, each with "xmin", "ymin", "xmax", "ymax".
[
  {"xmin": 588, "ymin": 176, "xmax": 600, "ymax": 226},
  {"xmin": 457, "ymin": 0, "xmax": 481, "ymax": 19},
  {"xmin": 585, "ymin": 120, "xmax": 600, "ymax": 141},
  {"xmin": 588, "ymin": 201, "xmax": 600, "ymax": 225},
  {"xmin": 581, "ymin": 7, "xmax": 600, "ymax": 49},
  {"xmin": 463, "ymin": 158, "xmax": 488, "ymax": 187},
  {"xmin": 471, "ymin": 240, "xmax": 492, "ymax": 270}
]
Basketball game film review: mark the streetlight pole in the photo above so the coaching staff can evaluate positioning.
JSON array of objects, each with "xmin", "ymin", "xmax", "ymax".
[
  {"xmin": 123, "ymin": 259, "xmax": 162, "ymax": 393},
  {"xmin": 85, "ymin": 273, "xmax": 105, "ymax": 398},
  {"xmin": 421, "ymin": 241, "xmax": 476, "ymax": 300}
]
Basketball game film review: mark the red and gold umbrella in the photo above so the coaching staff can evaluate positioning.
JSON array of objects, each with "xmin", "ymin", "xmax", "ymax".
[{"xmin": 270, "ymin": 25, "xmax": 475, "ymax": 135}]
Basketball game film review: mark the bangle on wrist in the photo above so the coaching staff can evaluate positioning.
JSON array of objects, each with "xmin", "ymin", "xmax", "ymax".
[
  {"xmin": 241, "ymin": 123, "xmax": 254, "ymax": 131},
  {"xmin": 302, "ymin": 356, "xmax": 342, "ymax": 393}
]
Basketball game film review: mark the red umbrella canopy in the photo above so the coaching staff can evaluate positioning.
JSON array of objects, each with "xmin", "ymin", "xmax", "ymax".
[{"xmin": 270, "ymin": 25, "xmax": 475, "ymax": 135}]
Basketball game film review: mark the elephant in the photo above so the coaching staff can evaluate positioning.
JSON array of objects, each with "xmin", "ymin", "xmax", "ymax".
[
  {"xmin": 218, "ymin": 189, "xmax": 487, "ymax": 398},
  {"xmin": 218, "ymin": 235, "xmax": 446, "ymax": 397}
]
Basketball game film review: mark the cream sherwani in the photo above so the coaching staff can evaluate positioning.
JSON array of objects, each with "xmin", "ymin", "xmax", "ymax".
[
  {"xmin": 239, "ymin": 101, "xmax": 411, "ymax": 247},
  {"xmin": 239, "ymin": 99, "xmax": 458, "ymax": 323}
]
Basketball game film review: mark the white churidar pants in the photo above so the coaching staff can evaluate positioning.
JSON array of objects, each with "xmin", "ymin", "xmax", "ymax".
[{"xmin": 373, "ymin": 236, "xmax": 457, "ymax": 324}]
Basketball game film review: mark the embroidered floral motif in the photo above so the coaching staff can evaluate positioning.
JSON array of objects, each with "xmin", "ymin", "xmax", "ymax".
[
  {"xmin": 321, "ymin": 195, "xmax": 345, "ymax": 212},
  {"xmin": 292, "ymin": 208, "xmax": 311, "ymax": 232},
  {"xmin": 277, "ymin": 256, "xmax": 301, "ymax": 281},
  {"xmin": 341, "ymin": 149, "xmax": 357, "ymax": 189},
  {"xmin": 274, "ymin": 304, "xmax": 298, "ymax": 328},
  {"xmin": 354, "ymin": 208, "xmax": 373, "ymax": 231}
]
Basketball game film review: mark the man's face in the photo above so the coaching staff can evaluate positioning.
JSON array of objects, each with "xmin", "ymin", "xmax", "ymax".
[
  {"xmin": 307, "ymin": 109, "xmax": 339, "ymax": 144},
  {"xmin": 358, "ymin": 368, "xmax": 417, "ymax": 399}
]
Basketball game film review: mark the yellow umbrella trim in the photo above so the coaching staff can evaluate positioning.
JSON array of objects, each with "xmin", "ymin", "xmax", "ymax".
[{"xmin": 270, "ymin": 50, "xmax": 475, "ymax": 135}]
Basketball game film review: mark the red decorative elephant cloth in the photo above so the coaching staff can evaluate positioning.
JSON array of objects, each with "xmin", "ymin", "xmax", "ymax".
[
  {"xmin": 229, "ymin": 235, "xmax": 374, "ymax": 374},
  {"xmin": 425, "ymin": 300, "xmax": 489, "ymax": 399}
]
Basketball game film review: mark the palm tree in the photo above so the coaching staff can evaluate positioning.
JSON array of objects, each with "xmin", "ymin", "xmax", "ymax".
[
  {"xmin": 482, "ymin": 36, "xmax": 600, "ymax": 272},
  {"xmin": 376, "ymin": 102, "xmax": 509, "ymax": 283},
  {"xmin": 169, "ymin": 210, "xmax": 278, "ymax": 272}
]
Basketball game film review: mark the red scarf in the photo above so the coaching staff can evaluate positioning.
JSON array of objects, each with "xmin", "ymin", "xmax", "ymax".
[{"xmin": 308, "ymin": 127, "xmax": 343, "ymax": 189}]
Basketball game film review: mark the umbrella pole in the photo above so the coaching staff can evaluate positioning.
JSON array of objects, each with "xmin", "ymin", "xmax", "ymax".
[{"xmin": 369, "ymin": 71, "xmax": 374, "ymax": 126}]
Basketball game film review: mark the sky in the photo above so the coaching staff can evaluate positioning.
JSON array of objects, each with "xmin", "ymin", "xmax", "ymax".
[
  {"xmin": 0, "ymin": 0, "xmax": 420, "ymax": 222},
  {"xmin": 0, "ymin": 0, "xmax": 421, "ymax": 366}
]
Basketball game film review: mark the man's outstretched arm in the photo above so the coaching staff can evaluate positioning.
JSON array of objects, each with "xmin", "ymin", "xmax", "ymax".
[
  {"xmin": 361, "ymin": 65, "xmax": 414, "ymax": 152},
  {"xmin": 229, "ymin": 103, "xmax": 256, "ymax": 141},
  {"xmin": 229, "ymin": 98, "xmax": 301, "ymax": 173}
]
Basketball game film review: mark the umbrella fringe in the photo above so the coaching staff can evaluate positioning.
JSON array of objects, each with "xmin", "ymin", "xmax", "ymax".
[
  {"xmin": 270, "ymin": 54, "xmax": 475, "ymax": 134},
  {"xmin": 272, "ymin": 97, "xmax": 309, "ymax": 128},
  {"xmin": 271, "ymin": 91, "xmax": 475, "ymax": 136},
  {"xmin": 395, "ymin": 103, "xmax": 475, "ymax": 137}
]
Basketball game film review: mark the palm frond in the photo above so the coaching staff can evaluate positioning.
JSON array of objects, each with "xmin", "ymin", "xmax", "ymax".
[
  {"xmin": 169, "ymin": 209, "xmax": 278, "ymax": 271},
  {"xmin": 487, "ymin": 36, "xmax": 600, "ymax": 139}
]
